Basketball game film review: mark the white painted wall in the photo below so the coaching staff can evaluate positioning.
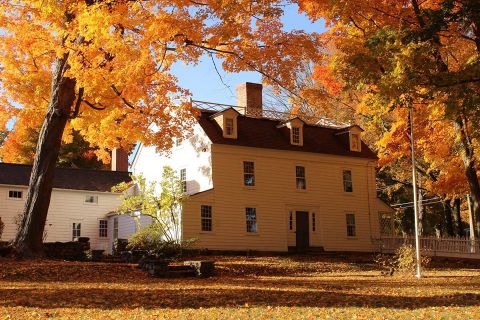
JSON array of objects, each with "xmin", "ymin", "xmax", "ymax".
[
  {"xmin": 106, "ymin": 214, "xmax": 152, "ymax": 253},
  {"xmin": 0, "ymin": 185, "xmax": 123, "ymax": 252},
  {"xmin": 131, "ymin": 123, "xmax": 213, "ymax": 194}
]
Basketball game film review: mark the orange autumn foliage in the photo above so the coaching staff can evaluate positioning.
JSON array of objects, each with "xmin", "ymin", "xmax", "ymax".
[
  {"xmin": 0, "ymin": 1, "xmax": 321, "ymax": 163},
  {"xmin": 297, "ymin": 0, "xmax": 480, "ymax": 198}
]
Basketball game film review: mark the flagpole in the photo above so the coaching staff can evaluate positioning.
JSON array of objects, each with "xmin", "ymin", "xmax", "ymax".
[{"xmin": 409, "ymin": 108, "xmax": 422, "ymax": 278}]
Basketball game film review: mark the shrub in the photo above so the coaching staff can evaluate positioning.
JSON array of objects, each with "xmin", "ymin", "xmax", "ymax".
[
  {"xmin": 375, "ymin": 244, "xmax": 430, "ymax": 276},
  {"xmin": 126, "ymin": 224, "xmax": 195, "ymax": 258},
  {"xmin": 395, "ymin": 244, "xmax": 430, "ymax": 274}
]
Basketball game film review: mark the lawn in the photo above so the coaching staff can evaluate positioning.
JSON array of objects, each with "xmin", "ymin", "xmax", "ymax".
[{"xmin": 1, "ymin": 255, "xmax": 479, "ymax": 319}]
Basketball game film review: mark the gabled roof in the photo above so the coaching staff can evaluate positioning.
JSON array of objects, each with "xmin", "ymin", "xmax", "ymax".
[
  {"xmin": 197, "ymin": 110, "xmax": 377, "ymax": 159},
  {"xmin": 209, "ymin": 107, "xmax": 241, "ymax": 118},
  {"xmin": 0, "ymin": 163, "xmax": 131, "ymax": 192}
]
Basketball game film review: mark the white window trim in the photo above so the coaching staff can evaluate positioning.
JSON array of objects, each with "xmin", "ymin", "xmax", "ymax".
[
  {"xmin": 245, "ymin": 206, "xmax": 259, "ymax": 234},
  {"xmin": 349, "ymin": 132, "xmax": 361, "ymax": 152},
  {"xmin": 72, "ymin": 222, "xmax": 82, "ymax": 240},
  {"xmin": 84, "ymin": 194, "xmax": 99, "ymax": 205},
  {"xmin": 295, "ymin": 165, "xmax": 307, "ymax": 191},
  {"xmin": 200, "ymin": 204, "xmax": 214, "ymax": 233},
  {"xmin": 345, "ymin": 212, "xmax": 357, "ymax": 238},
  {"xmin": 224, "ymin": 118, "xmax": 235, "ymax": 137},
  {"xmin": 243, "ymin": 160, "xmax": 256, "ymax": 188},
  {"xmin": 99, "ymin": 219, "xmax": 108, "ymax": 238},
  {"xmin": 342, "ymin": 169, "xmax": 354, "ymax": 194},
  {"xmin": 180, "ymin": 168, "xmax": 187, "ymax": 193},
  {"xmin": 7, "ymin": 190, "xmax": 24, "ymax": 200},
  {"xmin": 290, "ymin": 126, "xmax": 303, "ymax": 146}
]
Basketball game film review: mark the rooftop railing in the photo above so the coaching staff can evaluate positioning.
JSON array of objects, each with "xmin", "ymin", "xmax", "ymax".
[{"xmin": 191, "ymin": 99, "xmax": 345, "ymax": 128}]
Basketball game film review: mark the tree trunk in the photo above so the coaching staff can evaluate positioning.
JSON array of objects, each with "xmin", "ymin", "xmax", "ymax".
[
  {"xmin": 453, "ymin": 117, "xmax": 480, "ymax": 238},
  {"xmin": 443, "ymin": 199, "xmax": 455, "ymax": 237},
  {"xmin": 452, "ymin": 198, "xmax": 464, "ymax": 237},
  {"xmin": 13, "ymin": 55, "xmax": 76, "ymax": 258}
]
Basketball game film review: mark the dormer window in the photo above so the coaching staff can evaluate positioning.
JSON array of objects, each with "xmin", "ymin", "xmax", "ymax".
[
  {"xmin": 278, "ymin": 117, "xmax": 305, "ymax": 146},
  {"xmin": 211, "ymin": 107, "xmax": 239, "ymax": 139},
  {"xmin": 349, "ymin": 132, "xmax": 361, "ymax": 152},
  {"xmin": 292, "ymin": 127, "xmax": 300, "ymax": 145},
  {"xmin": 335, "ymin": 125, "xmax": 364, "ymax": 152},
  {"xmin": 225, "ymin": 118, "xmax": 234, "ymax": 136}
]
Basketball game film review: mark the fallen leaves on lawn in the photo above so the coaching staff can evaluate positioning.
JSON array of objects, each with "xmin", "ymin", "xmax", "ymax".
[{"xmin": 0, "ymin": 256, "xmax": 479, "ymax": 319}]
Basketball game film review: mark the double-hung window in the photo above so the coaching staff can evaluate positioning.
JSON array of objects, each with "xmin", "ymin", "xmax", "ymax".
[
  {"xmin": 343, "ymin": 170, "xmax": 353, "ymax": 192},
  {"xmin": 292, "ymin": 127, "xmax": 300, "ymax": 145},
  {"xmin": 296, "ymin": 166, "xmax": 306, "ymax": 190},
  {"xmin": 201, "ymin": 205, "xmax": 213, "ymax": 232},
  {"xmin": 225, "ymin": 118, "xmax": 234, "ymax": 136},
  {"xmin": 246, "ymin": 207, "xmax": 257, "ymax": 233},
  {"xmin": 99, "ymin": 220, "xmax": 108, "ymax": 238},
  {"xmin": 113, "ymin": 217, "xmax": 119, "ymax": 240},
  {"xmin": 8, "ymin": 190, "xmax": 22, "ymax": 199},
  {"xmin": 243, "ymin": 161, "xmax": 255, "ymax": 186},
  {"xmin": 85, "ymin": 195, "xmax": 98, "ymax": 204},
  {"xmin": 346, "ymin": 214, "xmax": 356, "ymax": 237},
  {"xmin": 72, "ymin": 223, "xmax": 81, "ymax": 240},
  {"xmin": 180, "ymin": 168, "xmax": 187, "ymax": 193}
]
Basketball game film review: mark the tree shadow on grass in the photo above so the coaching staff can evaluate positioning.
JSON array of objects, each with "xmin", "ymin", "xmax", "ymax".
[{"xmin": 0, "ymin": 286, "xmax": 479, "ymax": 310}]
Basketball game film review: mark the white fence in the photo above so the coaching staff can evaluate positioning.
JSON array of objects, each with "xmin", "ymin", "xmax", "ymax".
[{"xmin": 378, "ymin": 236, "xmax": 480, "ymax": 259}]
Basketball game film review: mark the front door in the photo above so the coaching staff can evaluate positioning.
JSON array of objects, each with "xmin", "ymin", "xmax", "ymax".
[{"xmin": 296, "ymin": 211, "xmax": 309, "ymax": 253}]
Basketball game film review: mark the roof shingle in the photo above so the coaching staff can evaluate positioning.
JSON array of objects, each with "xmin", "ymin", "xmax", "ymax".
[
  {"xmin": 198, "ymin": 110, "xmax": 377, "ymax": 159},
  {"xmin": 0, "ymin": 163, "xmax": 131, "ymax": 192}
]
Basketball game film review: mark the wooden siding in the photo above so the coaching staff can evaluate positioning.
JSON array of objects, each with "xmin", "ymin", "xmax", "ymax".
[
  {"xmin": 0, "ymin": 185, "xmax": 122, "ymax": 251},
  {"xmin": 182, "ymin": 144, "xmax": 383, "ymax": 252}
]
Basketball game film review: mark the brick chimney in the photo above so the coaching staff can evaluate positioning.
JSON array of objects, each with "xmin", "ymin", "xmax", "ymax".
[
  {"xmin": 236, "ymin": 82, "xmax": 263, "ymax": 117},
  {"xmin": 111, "ymin": 148, "xmax": 129, "ymax": 172}
]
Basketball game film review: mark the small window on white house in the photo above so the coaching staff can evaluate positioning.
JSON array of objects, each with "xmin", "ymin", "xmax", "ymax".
[
  {"xmin": 246, "ymin": 207, "xmax": 257, "ymax": 233},
  {"xmin": 243, "ymin": 161, "xmax": 255, "ymax": 186},
  {"xmin": 113, "ymin": 217, "xmax": 119, "ymax": 240},
  {"xmin": 343, "ymin": 170, "xmax": 353, "ymax": 192},
  {"xmin": 180, "ymin": 168, "xmax": 187, "ymax": 193},
  {"xmin": 8, "ymin": 190, "xmax": 22, "ymax": 199},
  {"xmin": 72, "ymin": 223, "xmax": 81, "ymax": 240},
  {"xmin": 85, "ymin": 195, "xmax": 98, "ymax": 204},
  {"xmin": 346, "ymin": 214, "xmax": 356, "ymax": 237},
  {"xmin": 99, "ymin": 220, "xmax": 108, "ymax": 238},
  {"xmin": 201, "ymin": 205, "xmax": 212, "ymax": 232},
  {"xmin": 225, "ymin": 118, "xmax": 234, "ymax": 136},
  {"xmin": 350, "ymin": 133, "xmax": 361, "ymax": 151},
  {"xmin": 296, "ymin": 166, "xmax": 306, "ymax": 190},
  {"xmin": 175, "ymin": 138, "xmax": 182, "ymax": 147}
]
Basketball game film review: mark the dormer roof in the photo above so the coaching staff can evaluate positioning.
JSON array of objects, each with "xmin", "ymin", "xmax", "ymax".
[
  {"xmin": 209, "ymin": 107, "xmax": 241, "ymax": 119},
  {"xmin": 334, "ymin": 125, "xmax": 364, "ymax": 135},
  {"xmin": 276, "ymin": 116, "xmax": 306, "ymax": 128}
]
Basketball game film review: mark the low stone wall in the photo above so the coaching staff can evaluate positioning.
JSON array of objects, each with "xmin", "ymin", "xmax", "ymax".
[{"xmin": 139, "ymin": 258, "xmax": 215, "ymax": 278}]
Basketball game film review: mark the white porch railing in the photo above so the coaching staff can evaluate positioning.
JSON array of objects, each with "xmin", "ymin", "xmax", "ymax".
[
  {"xmin": 378, "ymin": 236, "xmax": 480, "ymax": 259},
  {"xmin": 191, "ymin": 99, "xmax": 344, "ymax": 128}
]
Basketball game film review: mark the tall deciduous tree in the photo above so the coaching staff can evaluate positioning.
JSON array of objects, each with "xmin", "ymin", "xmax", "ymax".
[
  {"xmin": 1, "ymin": 125, "xmax": 106, "ymax": 169},
  {"xmin": 298, "ymin": 0, "xmax": 480, "ymax": 235},
  {"xmin": 0, "ymin": 0, "xmax": 320, "ymax": 257}
]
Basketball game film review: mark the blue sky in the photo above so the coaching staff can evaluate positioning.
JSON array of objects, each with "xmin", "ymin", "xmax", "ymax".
[{"xmin": 171, "ymin": 3, "xmax": 325, "ymax": 106}]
